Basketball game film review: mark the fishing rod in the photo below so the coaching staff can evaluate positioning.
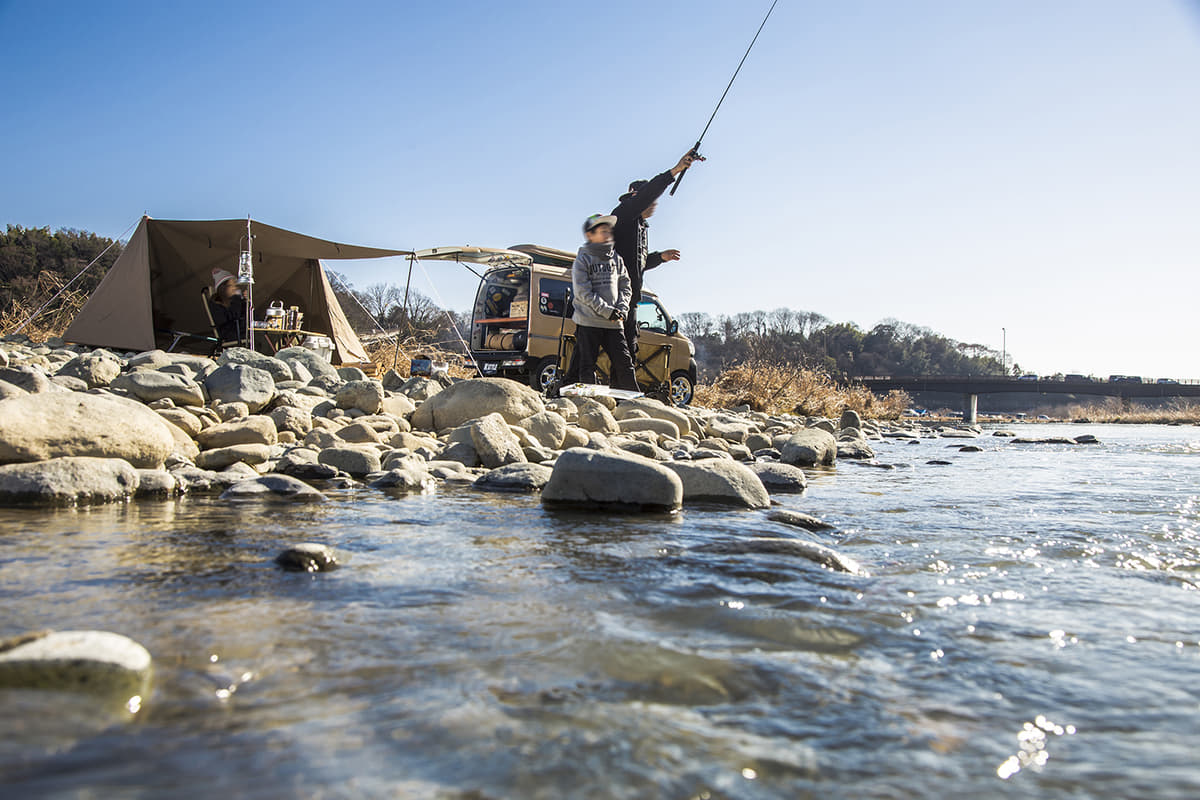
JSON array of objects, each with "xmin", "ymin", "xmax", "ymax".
[{"xmin": 669, "ymin": 0, "xmax": 781, "ymax": 196}]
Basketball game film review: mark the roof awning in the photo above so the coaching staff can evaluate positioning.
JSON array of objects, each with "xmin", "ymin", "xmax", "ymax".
[{"xmin": 411, "ymin": 246, "xmax": 533, "ymax": 267}]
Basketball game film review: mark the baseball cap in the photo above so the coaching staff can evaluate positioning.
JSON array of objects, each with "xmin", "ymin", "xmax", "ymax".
[{"xmin": 582, "ymin": 213, "xmax": 617, "ymax": 234}]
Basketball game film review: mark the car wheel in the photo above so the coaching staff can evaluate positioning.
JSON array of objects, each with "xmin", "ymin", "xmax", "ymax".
[
  {"xmin": 669, "ymin": 370, "xmax": 694, "ymax": 407},
  {"xmin": 532, "ymin": 356, "xmax": 560, "ymax": 394}
]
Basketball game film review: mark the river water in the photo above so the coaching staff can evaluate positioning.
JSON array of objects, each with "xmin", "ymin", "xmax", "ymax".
[{"xmin": 1, "ymin": 423, "xmax": 1198, "ymax": 799}]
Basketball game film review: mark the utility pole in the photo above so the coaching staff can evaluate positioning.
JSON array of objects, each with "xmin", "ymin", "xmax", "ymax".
[{"xmin": 1001, "ymin": 328, "xmax": 1007, "ymax": 375}]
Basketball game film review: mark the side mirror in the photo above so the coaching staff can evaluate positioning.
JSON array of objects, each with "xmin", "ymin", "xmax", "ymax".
[{"xmin": 667, "ymin": 320, "xmax": 679, "ymax": 336}]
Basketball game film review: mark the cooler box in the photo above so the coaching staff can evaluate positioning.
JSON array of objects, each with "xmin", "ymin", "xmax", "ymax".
[{"xmin": 302, "ymin": 335, "xmax": 335, "ymax": 362}]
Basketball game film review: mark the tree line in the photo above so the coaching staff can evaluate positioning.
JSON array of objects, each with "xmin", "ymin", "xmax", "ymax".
[
  {"xmin": 677, "ymin": 309, "xmax": 1005, "ymax": 380},
  {"xmin": 0, "ymin": 225, "xmax": 123, "ymax": 329}
]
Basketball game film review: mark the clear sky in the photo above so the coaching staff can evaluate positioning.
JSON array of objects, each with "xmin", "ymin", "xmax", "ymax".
[{"xmin": 2, "ymin": 0, "xmax": 1198, "ymax": 378}]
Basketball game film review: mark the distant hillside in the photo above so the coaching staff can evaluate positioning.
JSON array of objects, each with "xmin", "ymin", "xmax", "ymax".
[
  {"xmin": 677, "ymin": 310, "xmax": 1006, "ymax": 380},
  {"xmin": 0, "ymin": 224, "xmax": 123, "ymax": 336}
]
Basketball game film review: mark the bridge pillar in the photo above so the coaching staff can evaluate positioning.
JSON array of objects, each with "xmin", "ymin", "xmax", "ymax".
[{"xmin": 963, "ymin": 393, "xmax": 978, "ymax": 425}]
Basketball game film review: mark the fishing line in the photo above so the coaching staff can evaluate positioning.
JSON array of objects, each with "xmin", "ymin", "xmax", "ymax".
[{"xmin": 670, "ymin": 0, "xmax": 781, "ymax": 195}]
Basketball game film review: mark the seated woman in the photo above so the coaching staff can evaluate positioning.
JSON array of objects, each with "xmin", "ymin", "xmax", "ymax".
[{"xmin": 209, "ymin": 268, "xmax": 247, "ymax": 344}]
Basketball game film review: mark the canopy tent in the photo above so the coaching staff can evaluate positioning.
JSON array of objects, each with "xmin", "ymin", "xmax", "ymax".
[{"xmin": 64, "ymin": 217, "xmax": 411, "ymax": 364}]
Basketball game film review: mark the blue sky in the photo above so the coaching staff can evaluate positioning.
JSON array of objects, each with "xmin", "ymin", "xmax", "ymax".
[{"xmin": 2, "ymin": 0, "xmax": 1198, "ymax": 377}]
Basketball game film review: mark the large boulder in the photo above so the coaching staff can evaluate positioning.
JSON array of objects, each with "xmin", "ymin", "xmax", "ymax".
[
  {"xmin": 617, "ymin": 417, "xmax": 679, "ymax": 440},
  {"xmin": 110, "ymin": 370, "xmax": 205, "ymax": 406},
  {"xmin": 274, "ymin": 346, "xmax": 339, "ymax": 380},
  {"xmin": 663, "ymin": 460, "xmax": 770, "ymax": 508},
  {"xmin": 542, "ymin": 447, "xmax": 682, "ymax": 512},
  {"xmin": 317, "ymin": 445, "xmax": 382, "ymax": 477},
  {"xmin": 398, "ymin": 376, "xmax": 443, "ymax": 402},
  {"xmin": 0, "ymin": 629, "xmax": 152, "ymax": 696},
  {"xmin": 469, "ymin": 412, "xmax": 526, "ymax": 468},
  {"xmin": 839, "ymin": 409, "xmax": 863, "ymax": 431},
  {"xmin": 0, "ymin": 365, "xmax": 57, "ymax": 394},
  {"xmin": 410, "ymin": 378, "xmax": 543, "ymax": 431},
  {"xmin": 203, "ymin": 364, "xmax": 275, "ymax": 412},
  {"xmin": 196, "ymin": 415, "xmax": 278, "ymax": 449},
  {"xmin": 218, "ymin": 347, "xmax": 293, "ymax": 383},
  {"xmin": 780, "ymin": 429, "xmax": 837, "ymax": 467},
  {"xmin": 0, "ymin": 392, "xmax": 175, "ymax": 468},
  {"xmin": 381, "ymin": 393, "xmax": 416, "ymax": 418},
  {"xmin": 220, "ymin": 475, "xmax": 325, "ymax": 501},
  {"xmin": 575, "ymin": 399, "xmax": 620, "ymax": 434},
  {"xmin": 749, "ymin": 462, "xmax": 809, "ymax": 494},
  {"xmin": 518, "ymin": 411, "xmax": 568, "ymax": 450},
  {"xmin": 614, "ymin": 397, "xmax": 691, "ymax": 436},
  {"xmin": 0, "ymin": 457, "xmax": 139, "ymax": 505},
  {"xmin": 836, "ymin": 440, "xmax": 876, "ymax": 460},
  {"xmin": 269, "ymin": 406, "xmax": 313, "ymax": 438},
  {"xmin": 57, "ymin": 351, "xmax": 122, "ymax": 388},
  {"xmin": 474, "ymin": 463, "xmax": 553, "ymax": 493},
  {"xmin": 335, "ymin": 380, "xmax": 385, "ymax": 415},
  {"xmin": 194, "ymin": 443, "xmax": 270, "ymax": 470}
]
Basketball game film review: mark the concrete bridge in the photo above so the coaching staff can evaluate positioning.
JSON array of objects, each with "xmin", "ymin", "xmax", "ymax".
[{"xmin": 856, "ymin": 376, "xmax": 1200, "ymax": 423}]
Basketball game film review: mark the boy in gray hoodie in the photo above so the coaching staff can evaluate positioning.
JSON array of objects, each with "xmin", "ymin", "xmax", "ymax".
[{"xmin": 571, "ymin": 214, "xmax": 638, "ymax": 390}]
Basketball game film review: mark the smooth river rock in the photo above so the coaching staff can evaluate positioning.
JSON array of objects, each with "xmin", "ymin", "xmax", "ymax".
[
  {"xmin": 275, "ymin": 543, "xmax": 339, "ymax": 572},
  {"xmin": 217, "ymin": 347, "xmax": 293, "ymax": 383},
  {"xmin": 691, "ymin": 537, "xmax": 865, "ymax": 575},
  {"xmin": 274, "ymin": 346, "xmax": 340, "ymax": 380},
  {"xmin": 780, "ymin": 429, "xmax": 837, "ymax": 467},
  {"xmin": 220, "ymin": 475, "xmax": 325, "ymax": 501},
  {"xmin": 411, "ymin": 378, "xmax": 543, "ymax": 431},
  {"xmin": 196, "ymin": 415, "xmax": 278, "ymax": 449},
  {"xmin": 768, "ymin": 508, "xmax": 836, "ymax": 532},
  {"xmin": 469, "ymin": 412, "xmax": 526, "ymax": 468},
  {"xmin": 0, "ymin": 630, "xmax": 152, "ymax": 698},
  {"xmin": 0, "ymin": 456, "xmax": 139, "ymax": 505},
  {"xmin": 542, "ymin": 447, "xmax": 682, "ymax": 512},
  {"xmin": 335, "ymin": 380, "xmax": 385, "ymax": 415},
  {"xmin": 0, "ymin": 392, "xmax": 175, "ymax": 468},
  {"xmin": 111, "ymin": 370, "xmax": 205, "ymax": 406},
  {"xmin": 203, "ymin": 364, "xmax": 276, "ymax": 412},
  {"xmin": 748, "ymin": 462, "xmax": 809, "ymax": 494},
  {"xmin": 663, "ymin": 459, "xmax": 771, "ymax": 508},
  {"xmin": 474, "ymin": 463, "xmax": 553, "ymax": 493}
]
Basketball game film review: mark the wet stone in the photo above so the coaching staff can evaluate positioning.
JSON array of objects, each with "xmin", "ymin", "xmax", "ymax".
[{"xmin": 275, "ymin": 543, "xmax": 339, "ymax": 572}]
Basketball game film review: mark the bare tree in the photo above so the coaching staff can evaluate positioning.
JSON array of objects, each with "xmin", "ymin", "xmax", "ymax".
[{"xmin": 357, "ymin": 283, "xmax": 404, "ymax": 322}]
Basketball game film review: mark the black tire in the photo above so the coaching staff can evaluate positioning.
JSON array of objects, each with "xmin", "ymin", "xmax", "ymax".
[
  {"xmin": 669, "ymin": 370, "xmax": 695, "ymax": 407},
  {"xmin": 531, "ymin": 356, "xmax": 560, "ymax": 394}
]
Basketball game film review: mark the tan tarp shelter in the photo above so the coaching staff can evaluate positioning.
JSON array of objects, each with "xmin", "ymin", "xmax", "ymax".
[{"xmin": 64, "ymin": 217, "xmax": 410, "ymax": 364}]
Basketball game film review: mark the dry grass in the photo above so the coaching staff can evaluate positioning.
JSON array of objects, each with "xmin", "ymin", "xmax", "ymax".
[
  {"xmin": 1066, "ymin": 398, "xmax": 1200, "ymax": 424},
  {"xmin": 694, "ymin": 360, "xmax": 909, "ymax": 419},
  {"xmin": 361, "ymin": 335, "xmax": 476, "ymax": 379},
  {"xmin": 0, "ymin": 272, "xmax": 86, "ymax": 341}
]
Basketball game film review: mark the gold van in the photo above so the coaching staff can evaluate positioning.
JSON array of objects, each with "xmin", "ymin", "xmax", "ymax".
[{"xmin": 417, "ymin": 245, "xmax": 697, "ymax": 404}]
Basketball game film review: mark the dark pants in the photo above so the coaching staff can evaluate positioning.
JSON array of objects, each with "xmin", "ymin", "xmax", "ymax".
[
  {"xmin": 575, "ymin": 325, "xmax": 638, "ymax": 390},
  {"xmin": 623, "ymin": 314, "xmax": 640, "ymax": 369}
]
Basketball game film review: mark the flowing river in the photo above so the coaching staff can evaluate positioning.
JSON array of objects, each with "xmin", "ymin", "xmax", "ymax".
[{"xmin": 2, "ymin": 423, "xmax": 1198, "ymax": 799}]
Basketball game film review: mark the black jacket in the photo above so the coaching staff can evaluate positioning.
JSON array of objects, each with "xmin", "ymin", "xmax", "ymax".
[
  {"xmin": 209, "ymin": 294, "xmax": 246, "ymax": 343},
  {"xmin": 610, "ymin": 169, "xmax": 673, "ymax": 302}
]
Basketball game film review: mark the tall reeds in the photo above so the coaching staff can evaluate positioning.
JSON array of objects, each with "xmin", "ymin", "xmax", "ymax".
[{"xmin": 693, "ymin": 359, "xmax": 909, "ymax": 418}]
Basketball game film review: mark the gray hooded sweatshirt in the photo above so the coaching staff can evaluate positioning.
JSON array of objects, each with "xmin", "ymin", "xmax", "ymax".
[{"xmin": 571, "ymin": 241, "xmax": 632, "ymax": 330}]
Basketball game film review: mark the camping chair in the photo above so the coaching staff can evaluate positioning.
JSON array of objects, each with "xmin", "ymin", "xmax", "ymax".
[{"xmin": 200, "ymin": 286, "xmax": 247, "ymax": 356}]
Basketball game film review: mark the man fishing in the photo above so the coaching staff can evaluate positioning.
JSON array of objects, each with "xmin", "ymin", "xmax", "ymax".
[{"xmin": 609, "ymin": 149, "xmax": 702, "ymax": 366}]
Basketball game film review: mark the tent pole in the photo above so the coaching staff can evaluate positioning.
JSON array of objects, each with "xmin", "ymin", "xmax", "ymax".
[
  {"xmin": 244, "ymin": 217, "xmax": 256, "ymax": 353},
  {"xmin": 395, "ymin": 255, "xmax": 414, "ymax": 370}
]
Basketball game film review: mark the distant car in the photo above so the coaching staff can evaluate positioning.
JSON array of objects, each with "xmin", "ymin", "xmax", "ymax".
[
  {"xmin": 1114, "ymin": 376, "xmax": 1143, "ymax": 384},
  {"xmin": 1018, "ymin": 374, "xmax": 1039, "ymax": 381},
  {"xmin": 1157, "ymin": 378, "xmax": 1179, "ymax": 385},
  {"xmin": 1037, "ymin": 414, "xmax": 1051, "ymax": 420},
  {"xmin": 1064, "ymin": 373, "xmax": 1087, "ymax": 382}
]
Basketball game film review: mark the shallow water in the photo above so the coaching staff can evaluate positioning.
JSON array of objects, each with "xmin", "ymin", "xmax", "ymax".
[{"xmin": 2, "ymin": 423, "xmax": 1198, "ymax": 799}]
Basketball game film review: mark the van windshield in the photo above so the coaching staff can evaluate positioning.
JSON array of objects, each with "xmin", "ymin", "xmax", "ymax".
[{"xmin": 636, "ymin": 299, "xmax": 669, "ymax": 334}]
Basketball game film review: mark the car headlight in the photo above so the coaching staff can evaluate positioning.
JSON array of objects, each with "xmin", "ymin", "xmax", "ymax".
[{"xmin": 687, "ymin": 339, "xmax": 696, "ymax": 356}]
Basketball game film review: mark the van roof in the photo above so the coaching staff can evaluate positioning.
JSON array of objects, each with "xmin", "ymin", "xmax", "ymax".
[
  {"xmin": 413, "ymin": 246, "xmax": 533, "ymax": 266},
  {"xmin": 509, "ymin": 244, "xmax": 575, "ymax": 266}
]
